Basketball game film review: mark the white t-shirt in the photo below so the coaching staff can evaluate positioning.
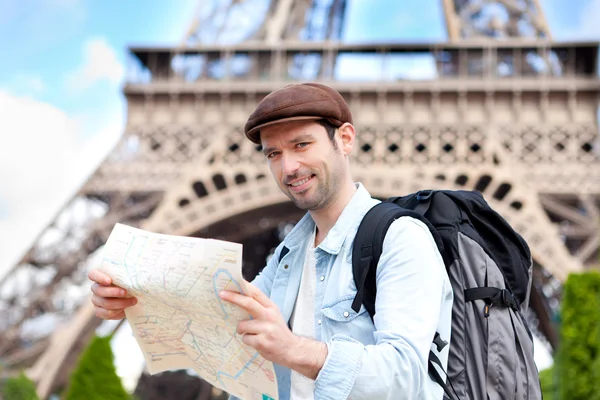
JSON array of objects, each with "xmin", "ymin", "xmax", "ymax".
[{"xmin": 289, "ymin": 228, "xmax": 317, "ymax": 400}]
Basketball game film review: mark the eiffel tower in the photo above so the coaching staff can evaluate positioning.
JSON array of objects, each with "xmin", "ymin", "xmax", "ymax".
[{"xmin": 1, "ymin": 0, "xmax": 599, "ymax": 398}]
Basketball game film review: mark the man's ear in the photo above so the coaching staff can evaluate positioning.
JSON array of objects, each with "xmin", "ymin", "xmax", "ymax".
[{"xmin": 337, "ymin": 123, "xmax": 355, "ymax": 156}]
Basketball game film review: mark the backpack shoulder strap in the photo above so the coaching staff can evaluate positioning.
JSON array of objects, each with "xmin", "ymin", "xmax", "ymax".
[
  {"xmin": 353, "ymin": 200, "xmax": 458, "ymax": 400},
  {"xmin": 351, "ymin": 201, "xmax": 432, "ymax": 318}
]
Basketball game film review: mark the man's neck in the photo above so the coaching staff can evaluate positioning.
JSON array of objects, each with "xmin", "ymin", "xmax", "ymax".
[{"xmin": 310, "ymin": 179, "xmax": 357, "ymax": 247}]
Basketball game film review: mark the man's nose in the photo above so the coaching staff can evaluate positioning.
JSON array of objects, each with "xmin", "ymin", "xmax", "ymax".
[{"xmin": 281, "ymin": 152, "xmax": 301, "ymax": 176}]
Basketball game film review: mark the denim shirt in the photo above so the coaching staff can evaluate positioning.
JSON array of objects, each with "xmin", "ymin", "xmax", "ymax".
[{"xmin": 234, "ymin": 183, "xmax": 453, "ymax": 400}]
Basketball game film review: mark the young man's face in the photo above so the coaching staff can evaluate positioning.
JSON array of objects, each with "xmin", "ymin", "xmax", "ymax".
[{"xmin": 260, "ymin": 120, "xmax": 348, "ymax": 211}]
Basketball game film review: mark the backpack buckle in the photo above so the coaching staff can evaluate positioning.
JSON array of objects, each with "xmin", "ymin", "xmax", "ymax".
[
  {"xmin": 417, "ymin": 190, "xmax": 433, "ymax": 201},
  {"xmin": 498, "ymin": 289, "xmax": 519, "ymax": 311},
  {"xmin": 432, "ymin": 332, "xmax": 448, "ymax": 352}
]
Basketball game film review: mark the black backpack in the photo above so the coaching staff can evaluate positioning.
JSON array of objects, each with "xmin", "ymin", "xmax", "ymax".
[{"xmin": 351, "ymin": 190, "xmax": 542, "ymax": 400}]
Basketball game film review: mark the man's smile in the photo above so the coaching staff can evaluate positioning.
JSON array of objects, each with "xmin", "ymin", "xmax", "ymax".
[{"xmin": 287, "ymin": 174, "xmax": 316, "ymax": 192}]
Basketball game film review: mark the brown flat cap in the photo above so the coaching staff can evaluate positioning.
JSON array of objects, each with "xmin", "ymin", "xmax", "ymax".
[{"xmin": 244, "ymin": 83, "xmax": 353, "ymax": 144}]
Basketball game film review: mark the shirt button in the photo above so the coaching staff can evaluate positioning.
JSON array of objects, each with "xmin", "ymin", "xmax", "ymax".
[
  {"xmin": 343, "ymin": 311, "xmax": 349, "ymax": 318},
  {"xmin": 320, "ymin": 275, "xmax": 325, "ymax": 282},
  {"xmin": 317, "ymin": 319, "xmax": 322, "ymax": 325},
  {"xmin": 283, "ymin": 264, "xmax": 289, "ymax": 269}
]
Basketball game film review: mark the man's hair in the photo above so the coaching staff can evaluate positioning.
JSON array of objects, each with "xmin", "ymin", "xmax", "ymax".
[{"xmin": 317, "ymin": 119, "xmax": 338, "ymax": 149}]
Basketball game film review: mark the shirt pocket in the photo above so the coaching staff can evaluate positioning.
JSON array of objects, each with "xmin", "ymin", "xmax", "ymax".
[{"xmin": 320, "ymin": 296, "xmax": 375, "ymax": 345}]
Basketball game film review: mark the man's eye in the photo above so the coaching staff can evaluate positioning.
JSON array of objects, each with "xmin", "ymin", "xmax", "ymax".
[
  {"xmin": 297, "ymin": 142, "xmax": 309, "ymax": 148},
  {"xmin": 267, "ymin": 152, "xmax": 279, "ymax": 159}
]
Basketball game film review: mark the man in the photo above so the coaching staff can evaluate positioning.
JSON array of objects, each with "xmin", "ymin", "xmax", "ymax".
[{"xmin": 89, "ymin": 83, "xmax": 453, "ymax": 400}]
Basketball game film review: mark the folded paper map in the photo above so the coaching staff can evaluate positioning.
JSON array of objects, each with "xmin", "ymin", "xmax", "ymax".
[{"xmin": 99, "ymin": 223, "xmax": 278, "ymax": 400}]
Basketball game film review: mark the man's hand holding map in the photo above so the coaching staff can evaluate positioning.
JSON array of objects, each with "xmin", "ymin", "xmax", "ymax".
[{"xmin": 98, "ymin": 223, "xmax": 278, "ymax": 400}]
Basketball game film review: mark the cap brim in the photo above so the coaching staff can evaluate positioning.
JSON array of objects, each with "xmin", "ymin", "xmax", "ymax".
[{"xmin": 245, "ymin": 116, "xmax": 323, "ymax": 144}]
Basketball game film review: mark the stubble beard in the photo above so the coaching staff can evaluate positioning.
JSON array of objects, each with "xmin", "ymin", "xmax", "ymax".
[
  {"xmin": 281, "ymin": 144, "xmax": 346, "ymax": 211},
  {"xmin": 290, "ymin": 175, "xmax": 329, "ymax": 211},
  {"xmin": 287, "ymin": 163, "xmax": 344, "ymax": 212}
]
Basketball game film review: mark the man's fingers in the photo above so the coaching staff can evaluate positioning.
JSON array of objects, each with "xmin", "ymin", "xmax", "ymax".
[
  {"xmin": 237, "ymin": 319, "xmax": 266, "ymax": 335},
  {"xmin": 88, "ymin": 269, "xmax": 112, "ymax": 286},
  {"xmin": 243, "ymin": 280, "xmax": 273, "ymax": 308},
  {"xmin": 111, "ymin": 310, "xmax": 126, "ymax": 320},
  {"xmin": 220, "ymin": 290, "xmax": 265, "ymax": 319},
  {"xmin": 94, "ymin": 307, "xmax": 126, "ymax": 320},
  {"xmin": 240, "ymin": 331, "xmax": 258, "ymax": 348},
  {"xmin": 91, "ymin": 283, "xmax": 129, "ymax": 298},
  {"xmin": 91, "ymin": 295, "xmax": 137, "ymax": 310}
]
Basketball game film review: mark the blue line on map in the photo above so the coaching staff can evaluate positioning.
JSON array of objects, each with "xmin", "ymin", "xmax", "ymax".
[
  {"xmin": 212, "ymin": 269, "xmax": 244, "ymax": 320},
  {"xmin": 215, "ymin": 351, "xmax": 259, "ymax": 388}
]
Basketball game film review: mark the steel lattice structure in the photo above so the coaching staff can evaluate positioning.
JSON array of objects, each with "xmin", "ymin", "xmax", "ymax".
[{"xmin": 1, "ymin": 1, "xmax": 599, "ymax": 398}]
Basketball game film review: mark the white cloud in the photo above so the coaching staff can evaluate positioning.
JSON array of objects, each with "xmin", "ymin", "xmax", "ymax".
[
  {"xmin": 67, "ymin": 38, "xmax": 125, "ymax": 92},
  {"xmin": 0, "ymin": 90, "xmax": 123, "ymax": 278}
]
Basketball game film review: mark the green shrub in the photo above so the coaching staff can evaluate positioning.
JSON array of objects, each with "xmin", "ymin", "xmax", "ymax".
[
  {"xmin": 539, "ymin": 367, "xmax": 556, "ymax": 399},
  {"xmin": 64, "ymin": 335, "xmax": 130, "ymax": 400},
  {"xmin": 556, "ymin": 271, "xmax": 600, "ymax": 400},
  {"xmin": 2, "ymin": 372, "xmax": 39, "ymax": 400}
]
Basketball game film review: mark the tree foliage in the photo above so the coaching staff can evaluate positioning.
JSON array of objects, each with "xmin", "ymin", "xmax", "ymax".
[
  {"xmin": 1, "ymin": 372, "xmax": 39, "ymax": 400},
  {"xmin": 539, "ymin": 367, "xmax": 556, "ymax": 399},
  {"xmin": 64, "ymin": 335, "xmax": 130, "ymax": 400},
  {"xmin": 555, "ymin": 271, "xmax": 600, "ymax": 400}
]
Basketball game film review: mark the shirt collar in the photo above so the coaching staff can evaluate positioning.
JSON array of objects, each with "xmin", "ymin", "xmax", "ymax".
[{"xmin": 283, "ymin": 183, "xmax": 375, "ymax": 255}]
